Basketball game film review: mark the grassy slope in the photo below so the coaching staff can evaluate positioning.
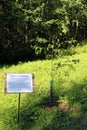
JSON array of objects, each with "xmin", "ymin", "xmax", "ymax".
[{"xmin": 0, "ymin": 44, "xmax": 87, "ymax": 130}]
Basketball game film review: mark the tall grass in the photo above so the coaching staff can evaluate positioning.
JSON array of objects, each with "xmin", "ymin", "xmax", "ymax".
[{"xmin": 0, "ymin": 44, "xmax": 87, "ymax": 130}]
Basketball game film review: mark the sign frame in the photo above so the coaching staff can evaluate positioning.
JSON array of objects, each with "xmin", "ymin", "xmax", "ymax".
[{"xmin": 5, "ymin": 73, "xmax": 34, "ymax": 94}]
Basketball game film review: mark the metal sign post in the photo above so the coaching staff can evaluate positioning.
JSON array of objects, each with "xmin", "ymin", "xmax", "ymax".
[{"xmin": 18, "ymin": 93, "xmax": 21, "ymax": 123}]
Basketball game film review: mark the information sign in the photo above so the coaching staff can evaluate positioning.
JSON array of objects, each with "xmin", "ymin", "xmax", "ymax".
[{"xmin": 5, "ymin": 73, "xmax": 34, "ymax": 93}]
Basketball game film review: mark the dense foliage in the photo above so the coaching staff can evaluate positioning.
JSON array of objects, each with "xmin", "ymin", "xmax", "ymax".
[{"xmin": 0, "ymin": 0, "xmax": 87, "ymax": 63}]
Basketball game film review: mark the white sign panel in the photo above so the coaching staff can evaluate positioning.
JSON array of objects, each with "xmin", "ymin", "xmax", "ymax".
[{"xmin": 5, "ymin": 73, "xmax": 34, "ymax": 93}]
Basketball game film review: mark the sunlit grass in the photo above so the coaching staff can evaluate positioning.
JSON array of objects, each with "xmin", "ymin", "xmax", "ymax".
[{"xmin": 0, "ymin": 44, "xmax": 87, "ymax": 129}]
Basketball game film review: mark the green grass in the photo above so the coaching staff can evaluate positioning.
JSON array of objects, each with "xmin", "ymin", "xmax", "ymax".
[{"xmin": 0, "ymin": 44, "xmax": 87, "ymax": 130}]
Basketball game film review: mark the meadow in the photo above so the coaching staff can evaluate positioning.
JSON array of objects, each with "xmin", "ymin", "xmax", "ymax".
[{"xmin": 0, "ymin": 44, "xmax": 87, "ymax": 130}]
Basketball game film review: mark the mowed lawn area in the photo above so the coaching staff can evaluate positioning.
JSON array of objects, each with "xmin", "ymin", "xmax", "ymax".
[{"xmin": 0, "ymin": 44, "xmax": 87, "ymax": 130}]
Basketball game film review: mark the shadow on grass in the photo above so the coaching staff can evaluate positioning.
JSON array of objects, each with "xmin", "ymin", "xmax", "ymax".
[
  {"xmin": 41, "ymin": 79, "xmax": 87, "ymax": 130},
  {"xmin": 1, "ymin": 79, "xmax": 87, "ymax": 130},
  {"xmin": 17, "ymin": 91, "xmax": 59, "ymax": 130},
  {"xmin": 1, "ymin": 90, "xmax": 56, "ymax": 130}
]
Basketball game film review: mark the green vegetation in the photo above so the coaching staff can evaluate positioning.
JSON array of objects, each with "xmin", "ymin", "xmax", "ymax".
[
  {"xmin": 0, "ymin": 0, "xmax": 87, "ymax": 129},
  {"xmin": 0, "ymin": 44, "xmax": 87, "ymax": 130},
  {"xmin": 0, "ymin": 0, "xmax": 87, "ymax": 63}
]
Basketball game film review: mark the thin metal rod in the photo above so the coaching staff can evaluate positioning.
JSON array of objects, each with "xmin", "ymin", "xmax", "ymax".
[
  {"xmin": 50, "ymin": 80, "xmax": 53, "ymax": 106},
  {"xmin": 18, "ymin": 93, "xmax": 21, "ymax": 123},
  {"xmin": 50, "ymin": 38, "xmax": 54, "ymax": 107}
]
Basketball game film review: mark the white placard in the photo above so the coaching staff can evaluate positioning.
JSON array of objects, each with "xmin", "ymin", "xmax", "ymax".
[{"xmin": 5, "ymin": 73, "xmax": 34, "ymax": 93}]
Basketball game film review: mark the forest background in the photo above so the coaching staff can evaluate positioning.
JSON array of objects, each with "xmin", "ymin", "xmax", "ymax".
[{"xmin": 0, "ymin": 0, "xmax": 87, "ymax": 63}]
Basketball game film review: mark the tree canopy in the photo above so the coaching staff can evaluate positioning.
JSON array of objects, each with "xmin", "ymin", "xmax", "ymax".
[{"xmin": 0, "ymin": 0, "xmax": 87, "ymax": 63}]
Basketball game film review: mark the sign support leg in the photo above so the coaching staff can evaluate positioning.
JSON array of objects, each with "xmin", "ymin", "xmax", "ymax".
[
  {"xmin": 50, "ymin": 80, "xmax": 53, "ymax": 106},
  {"xmin": 18, "ymin": 93, "xmax": 21, "ymax": 123}
]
